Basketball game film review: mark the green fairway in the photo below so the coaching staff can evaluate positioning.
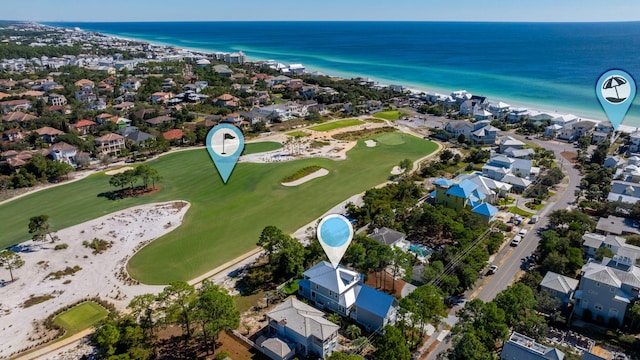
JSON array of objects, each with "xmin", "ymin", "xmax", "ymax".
[
  {"xmin": 53, "ymin": 302, "xmax": 108, "ymax": 337},
  {"xmin": 373, "ymin": 110, "xmax": 402, "ymax": 120},
  {"xmin": 243, "ymin": 141, "xmax": 282, "ymax": 154},
  {"xmin": 0, "ymin": 135, "xmax": 437, "ymax": 284},
  {"xmin": 308, "ymin": 119, "xmax": 364, "ymax": 132}
]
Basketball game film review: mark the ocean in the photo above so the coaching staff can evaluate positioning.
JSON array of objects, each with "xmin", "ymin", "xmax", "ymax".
[{"xmin": 46, "ymin": 21, "xmax": 640, "ymax": 127}]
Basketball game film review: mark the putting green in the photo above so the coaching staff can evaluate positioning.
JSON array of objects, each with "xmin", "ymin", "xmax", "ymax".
[
  {"xmin": 53, "ymin": 302, "xmax": 108, "ymax": 337},
  {"xmin": 0, "ymin": 134, "xmax": 437, "ymax": 284}
]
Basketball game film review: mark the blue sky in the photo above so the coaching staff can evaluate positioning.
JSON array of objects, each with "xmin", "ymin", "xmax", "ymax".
[{"xmin": 3, "ymin": 0, "xmax": 640, "ymax": 22}]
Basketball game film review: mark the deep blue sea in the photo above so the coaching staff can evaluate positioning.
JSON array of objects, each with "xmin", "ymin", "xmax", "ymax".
[{"xmin": 47, "ymin": 21, "xmax": 640, "ymax": 128}]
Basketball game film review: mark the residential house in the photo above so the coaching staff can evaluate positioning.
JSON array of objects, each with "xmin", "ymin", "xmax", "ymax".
[
  {"xmin": 607, "ymin": 180, "xmax": 640, "ymax": 204},
  {"xmin": 224, "ymin": 113, "xmax": 243, "ymax": 125},
  {"xmin": 540, "ymin": 271, "xmax": 579, "ymax": 305},
  {"xmin": 596, "ymin": 216, "xmax": 640, "ymax": 236},
  {"xmin": 507, "ymin": 107, "xmax": 529, "ymax": 123},
  {"xmin": 145, "ymin": 115, "xmax": 174, "ymax": 127},
  {"xmin": 213, "ymin": 64, "xmax": 234, "ymax": 77},
  {"xmin": 0, "ymin": 99, "xmax": 32, "ymax": 113},
  {"xmin": 47, "ymin": 93, "xmax": 67, "ymax": 107},
  {"xmin": 482, "ymin": 154, "xmax": 539, "ymax": 183},
  {"xmin": 474, "ymin": 108, "xmax": 493, "ymax": 121},
  {"xmin": 239, "ymin": 109, "xmax": 267, "ymax": 125},
  {"xmin": 149, "ymin": 92, "xmax": 173, "ymax": 104},
  {"xmin": 113, "ymin": 101, "xmax": 135, "ymax": 112},
  {"xmin": 74, "ymin": 79, "xmax": 95, "ymax": 88},
  {"xmin": 98, "ymin": 80, "xmax": 114, "ymax": 92},
  {"xmin": 2, "ymin": 128, "xmax": 23, "ymax": 142},
  {"xmin": 74, "ymin": 87, "xmax": 97, "ymax": 103},
  {"xmin": 596, "ymin": 121, "xmax": 614, "ymax": 135},
  {"xmin": 499, "ymin": 136, "xmax": 525, "ymax": 153},
  {"xmin": 574, "ymin": 256, "xmax": 640, "ymax": 326},
  {"xmin": 71, "ymin": 119, "xmax": 97, "ymax": 135},
  {"xmin": 487, "ymin": 101, "xmax": 510, "ymax": 118},
  {"xmin": 259, "ymin": 298, "xmax": 339, "ymax": 360},
  {"xmin": 551, "ymin": 114, "xmax": 579, "ymax": 127},
  {"xmin": 35, "ymin": 126, "xmax": 64, "ymax": 143},
  {"xmin": 50, "ymin": 142, "xmax": 77, "ymax": 165},
  {"xmin": 603, "ymin": 156, "xmax": 624, "ymax": 169},
  {"xmin": 501, "ymin": 332, "xmax": 565, "ymax": 360},
  {"xmin": 433, "ymin": 178, "xmax": 499, "ymax": 222},
  {"xmin": 120, "ymin": 77, "xmax": 141, "ymax": 92},
  {"xmin": 257, "ymin": 104, "xmax": 292, "ymax": 121},
  {"xmin": 20, "ymin": 90, "xmax": 44, "ymax": 100},
  {"xmin": 558, "ymin": 121, "xmax": 596, "ymax": 142},
  {"xmin": 214, "ymin": 93, "xmax": 239, "ymax": 108},
  {"xmin": 95, "ymin": 133, "xmax": 126, "ymax": 154},
  {"xmin": 298, "ymin": 261, "xmax": 398, "ymax": 332},
  {"xmin": 368, "ymin": 227, "xmax": 410, "ymax": 251},
  {"xmin": 454, "ymin": 173, "xmax": 512, "ymax": 203},
  {"xmin": 545, "ymin": 124, "xmax": 563, "ymax": 139},
  {"xmin": 503, "ymin": 148, "xmax": 535, "ymax": 159},
  {"xmin": 444, "ymin": 120, "xmax": 474, "ymax": 139},
  {"xmin": 581, "ymin": 232, "xmax": 640, "ymax": 260},
  {"xmin": 162, "ymin": 129, "xmax": 184, "ymax": 142},
  {"xmin": 119, "ymin": 126, "xmax": 156, "ymax": 145},
  {"xmin": 161, "ymin": 78, "xmax": 175, "ymax": 90},
  {"xmin": 470, "ymin": 124, "xmax": 499, "ymax": 145},
  {"xmin": 224, "ymin": 51, "xmax": 245, "ymax": 64},
  {"xmin": 2, "ymin": 111, "xmax": 37, "ymax": 123}
]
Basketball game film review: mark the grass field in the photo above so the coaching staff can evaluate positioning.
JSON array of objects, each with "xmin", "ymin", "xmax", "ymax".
[
  {"xmin": 0, "ymin": 134, "xmax": 437, "ymax": 284},
  {"xmin": 308, "ymin": 119, "xmax": 364, "ymax": 132},
  {"xmin": 53, "ymin": 302, "xmax": 108, "ymax": 338},
  {"xmin": 373, "ymin": 110, "xmax": 403, "ymax": 120},
  {"xmin": 243, "ymin": 141, "xmax": 282, "ymax": 154},
  {"xmin": 286, "ymin": 131, "xmax": 310, "ymax": 138}
]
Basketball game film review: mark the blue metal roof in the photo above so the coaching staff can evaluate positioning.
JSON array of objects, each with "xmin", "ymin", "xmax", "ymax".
[
  {"xmin": 472, "ymin": 202, "xmax": 499, "ymax": 217},
  {"xmin": 434, "ymin": 178, "xmax": 454, "ymax": 187},
  {"xmin": 355, "ymin": 285, "xmax": 396, "ymax": 319},
  {"xmin": 445, "ymin": 179, "xmax": 478, "ymax": 199}
]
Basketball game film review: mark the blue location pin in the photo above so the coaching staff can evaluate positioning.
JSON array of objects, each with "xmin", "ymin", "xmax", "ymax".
[
  {"xmin": 596, "ymin": 69, "xmax": 637, "ymax": 131},
  {"xmin": 317, "ymin": 214, "xmax": 354, "ymax": 269},
  {"xmin": 206, "ymin": 123, "xmax": 244, "ymax": 183}
]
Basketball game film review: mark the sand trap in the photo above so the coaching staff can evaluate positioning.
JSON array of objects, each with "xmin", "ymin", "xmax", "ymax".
[
  {"xmin": 365, "ymin": 140, "xmax": 377, "ymax": 147},
  {"xmin": 0, "ymin": 201, "xmax": 190, "ymax": 358},
  {"xmin": 391, "ymin": 166, "xmax": 404, "ymax": 175},
  {"xmin": 105, "ymin": 166, "xmax": 134, "ymax": 175},
  {"xmin": 282, "ymin": 168, "xmax": 329, "ymax": 186}
]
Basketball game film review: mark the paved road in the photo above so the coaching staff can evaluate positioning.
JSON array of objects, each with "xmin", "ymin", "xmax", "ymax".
[{"xmin": 425, "ymin": 136, "xmax": 582, "ymax": 359}]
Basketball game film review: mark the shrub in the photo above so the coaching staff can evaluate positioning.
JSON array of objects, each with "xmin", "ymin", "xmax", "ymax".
[
  {"xmin": 82, "ymin": 238, "xmax": 112, "ymax": 255},
  {"xmin": 54, "ymin": 243, "xmax": 68, "ymax": 251}
]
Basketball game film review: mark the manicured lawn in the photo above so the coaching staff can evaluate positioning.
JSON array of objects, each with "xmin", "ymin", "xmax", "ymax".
[
  {"xmin": 286, "ymin": 131, "xmax": 310, "ymax": 138},
  {"xmin": 53, "ymin": 302, "xmax": 108, "ymax": 337},
  {"xmin": 0, "ymin": 135, "xmax": 437, "ymax": 284},
  {"xmin": 243, "ymin": 141, "xmax": 282, "ymax": 155},
  {"xmin": 308, "ymin": 119, "xmax": 364, "ymax": 132},
  {"xmin": 373, "ymin": 110, "xmax": 402, "ymax": 120},
  {"xmin": 509, "ymin": 206, "xmax": 535, "ymax": 218}
]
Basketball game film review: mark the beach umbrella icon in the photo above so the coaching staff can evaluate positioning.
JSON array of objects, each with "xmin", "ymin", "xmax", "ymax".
[{"xmin": 603, "ymin": 76, "xmax": 628, "ymax": 103}]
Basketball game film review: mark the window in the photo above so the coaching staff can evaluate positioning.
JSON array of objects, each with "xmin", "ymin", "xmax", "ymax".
[
  {"xmin": 311, "ymin": 291, "xmax": 316, "ymax": 298},
  {"xmin": 595, "ymin": 304, "xmax": 603, "ymax": 311}
]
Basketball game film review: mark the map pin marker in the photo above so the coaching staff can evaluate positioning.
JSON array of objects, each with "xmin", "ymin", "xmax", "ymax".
[
  {"xmin": 317, "ymin": 214, "xmax": 353, "ymax": 269},
  {"xmin": 596, "ymin": 69, "xmax": 636, "ymax": 131},
  {"xmin": 206, "ymin": 123, "xmax": 244, "ymax": 183}
]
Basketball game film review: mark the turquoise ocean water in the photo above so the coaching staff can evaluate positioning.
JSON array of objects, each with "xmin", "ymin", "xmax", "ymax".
[{"xmin": 47, "ymin": 21, "xmax": 640, "ymax": 128}]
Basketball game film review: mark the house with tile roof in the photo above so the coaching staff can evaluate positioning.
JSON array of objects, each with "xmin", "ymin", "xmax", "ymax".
[
  {"xmin": 50, "ymin": 142, "xmax": 77, "ymax": 165},
  {"xmin": 298, "ymin": 261, "xmax": 398, "ymax": 333},
  {"xmin": 71, "ymin": 119, "xmax": 97, "ymax": 135},
  {"xmin": 36, "ymin": 126, "xmax": 64, "ymax": 143},
  {"xmin": 259, "ymin": 297, "xmax": 338, "ymax": 360},
  {"xmin": 95, "ymin": 133, "xmax": 125, "ymax": 155},
  {"xmin": 162, "ymin": 129, "xmax": 184, "ymax": 141},
  {"xmin": 0, "ymin": 99, "xmax": 32, "ymax": 113},
  {"xmin": 2, "ymin": 111, "xmax": 37, "ymax": 123},
  {"xmin": 573, "ymin": 256, "xmax": 640, "ymax": 326},
  {"xmin": 540, "ymin": 271, "xmax": 579, "ymax": 305}
]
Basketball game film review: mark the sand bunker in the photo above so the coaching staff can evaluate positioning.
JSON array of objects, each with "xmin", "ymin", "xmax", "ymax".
[
  {"xmin": 391, "ymin": 166, "xmax": 404, "ymax": 175},
  {"xmin": 365, "ymin": 140, "xmax": 377, "ymax": 147},
  {"xmin": 282, "ymin": 168, "xmax": 329, "ymax": 186},
  {"xmin": 105, "ymin": 166, "xmax": 134, "ymax": 175},
  {"xmin": 0, "ymin": 201, "xmax": 190, "ymax": 358}
]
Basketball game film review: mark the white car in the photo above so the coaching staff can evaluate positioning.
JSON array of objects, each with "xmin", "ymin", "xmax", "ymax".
[
  {"xmin": 511, "ymin": 235, "xmax": 522, "ymax": 246},
  {"xmin": 488, "ymin": 265, "xmax": 498, "ymax": 274},
  {"xmin": 518, "ymin": 229, "xmax": 528, "ymax": 237}
]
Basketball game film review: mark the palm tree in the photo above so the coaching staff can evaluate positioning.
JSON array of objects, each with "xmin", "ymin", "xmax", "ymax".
[
  {"xmin": 345, "ymin": 324, "xmax": 361, "ymax": 340},
  {"xmin": 327, "ymin": 313, "xmax": 341, "ymax": 326},
  {"xmin": 351, "ymin": 336, "xmax": 370, "ymax": 354}
]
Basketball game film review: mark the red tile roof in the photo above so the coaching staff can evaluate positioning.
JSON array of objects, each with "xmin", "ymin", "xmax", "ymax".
[
  {"xmin": 75, "ymin": 119, "xmax": 97, "ymax": 127},
  {"xmin": 162, "ymin": 129, "xmax": 184, "ymax": 140}
]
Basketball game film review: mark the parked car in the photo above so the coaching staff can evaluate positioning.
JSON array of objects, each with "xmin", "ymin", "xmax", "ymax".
[
  {"xmin": 488, "ymin": 265, "xmax": 498, "ymax": 274},
  {"xmin": 511, "ymin": 235, "xmax": 522, "ymax": 246},
  {"xmin": 518, "ymin": 229, "xmax": 528, "ymax": 237}
]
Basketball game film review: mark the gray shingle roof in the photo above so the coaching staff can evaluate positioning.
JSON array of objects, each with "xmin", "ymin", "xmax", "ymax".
[{"xmin": 267, "ymin": 298, "xmax": 339, "ymax": 341}]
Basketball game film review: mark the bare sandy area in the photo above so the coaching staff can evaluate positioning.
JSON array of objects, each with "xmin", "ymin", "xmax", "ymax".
[
  {"xmin": 104, "ymin": 166, "xmax": 134, "ymax": 175},
  {"xmin": 391, "ymin": 166, "xmax": 404, "ymax": 175},
  {"xmin": 365, "ymin": 140, "xmax": 377, "ymax": 147},
  {"xmin": 0, "ymin": 201, "xmax": 190, "ymax": 359},
  {"xmin": 281, "ymin": 168, "xmax": 329, "ymax": 187}
]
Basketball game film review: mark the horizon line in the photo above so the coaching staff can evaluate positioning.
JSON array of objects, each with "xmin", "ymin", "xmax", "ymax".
[{"xmin": 6, "ymin": 19, "xmax": 640, "ymax": 24}]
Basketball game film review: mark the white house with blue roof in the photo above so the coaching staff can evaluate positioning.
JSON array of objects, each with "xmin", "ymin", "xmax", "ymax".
[{"xmin": 298, "ymin": 261, "xmax": 398, "ymax": 334}]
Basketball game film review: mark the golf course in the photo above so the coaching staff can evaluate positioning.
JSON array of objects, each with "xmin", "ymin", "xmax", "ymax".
[{"xmin": 0, "ymin": 132, "xmax": 436, "ymax": 284}]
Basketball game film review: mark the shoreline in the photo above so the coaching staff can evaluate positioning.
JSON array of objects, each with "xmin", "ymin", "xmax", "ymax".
[{"xmin": 42, "ymin": 22, "xmax": 637, "ymax": 133}]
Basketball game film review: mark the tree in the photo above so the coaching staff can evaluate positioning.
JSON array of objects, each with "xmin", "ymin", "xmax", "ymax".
[
  {"xmin": 195, "ymin": 281, "xmax": 240, "ymax": 354},
  {"xmin": 374, "ymin": 325, "xmax": 410, "ymax": 360},
  {"xmin": 128, "ymin": 293, "xmax": 159, "ymax": 338},
  {"xmin": 92, "ymin": 323, "xmax": 120, "ymax": 357},
  {"xmin": 493, "ymin": 283, "xmax": 537, "ymax": 327},
  {"xmin": 328, "ymin": 352, "xmax": 363, "ymax": 360},
  {"xmin": 450, "ymin": 332, "xmax": 492, "ymax": 360},
  {"xmin": 327, "ymin": 313, "xmax": 341, "ymax": 326},
  {"xmin": 351, "ymin": 336, "xmax": 371, "ymax": 354},
  {"xmin": 0, "ymin": 250, "xmax": 25, "ymax": 282},
  {"xmin": 345, "ymin": 324, "xmax": 361, "ymax": 340},
  {"xmin": 399, "ymin": 158, "xmax": 412, "ymax": 172},
  {"xmin": 595, "ymin": 246, "xmax": 615, "ymax": 261},
  {"xmin": 135, "ymin": 164, "xmax": 160, "ymax": 189},
  {"xmin": 28, "ymin": 214, "xmax": 55, "ymax": 242},
  {"xmin": 159, "ymin": 281, "xmax": 197, "ymax": 339},
  {"xmin": 439, "ymin": 149, "xmax": 454, "ymax": 163}
]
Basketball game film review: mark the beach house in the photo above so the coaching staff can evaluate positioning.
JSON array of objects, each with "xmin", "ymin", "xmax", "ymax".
[
  {"xmin": 433, "ymin": 178, "xmax": 500, "ymax": 223},
  {"xmin": 298, "ymin": 261, "xmax": 398, "ymax": 333},
  {"xmin": 259, "ymin": 298, "xmax": 339, "ymax": 360},
  {"xmin": 539, "ymin": 271, "xmax": 579, "ymax": 306},
  {"xmin": 368, "ymin": 227, "xmax": 410, "ymax": 251},
  {"xmin": 444, "ymin": 120, "xmax": 474, "ymax": 139},
  {"xmin": 501, "ymin": 332, "xmax": 565, "ymax": 360}
]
